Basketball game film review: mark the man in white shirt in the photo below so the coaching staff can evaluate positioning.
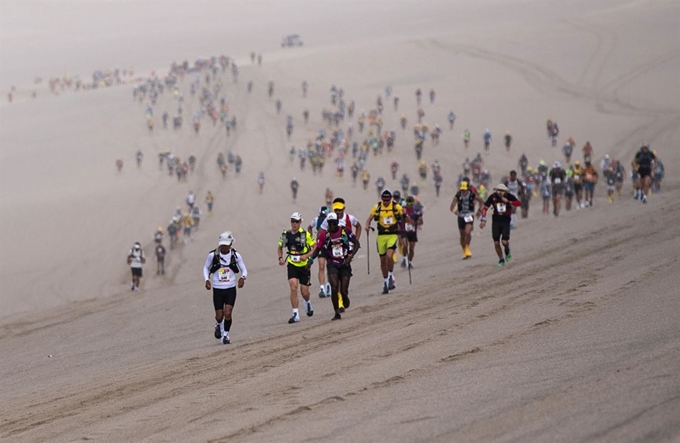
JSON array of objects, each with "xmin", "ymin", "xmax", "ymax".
[
  {"xmin": 203, "ymin": 232, "xmax": 248, "ymax": 344},
  {"xmin": 127, "ymin": 242, "xmax": 145, "ymax": 291}
]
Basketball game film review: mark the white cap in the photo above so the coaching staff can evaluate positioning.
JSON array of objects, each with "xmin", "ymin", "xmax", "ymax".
[
  {"xmin": 218, "ymin": 231, "xmax": 234, "ymax": 246},
  {"xmin": 553, "ymin": 161, "xmax": 561, "ymax": 168},
  {"xmin": 326, "ymin": 212, "xmax": 338, "ymax": 221},
  {"xmin": 290, "ymin": 212, "xmax": 302, "ymax": 221}
]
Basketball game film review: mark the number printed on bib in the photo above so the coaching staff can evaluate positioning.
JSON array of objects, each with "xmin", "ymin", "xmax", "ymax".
[
  {"xmin": 217, "ymin": 268, "xmax": 230, "ymax": 282},
  {"xmin": 463, "ymin": 214, "xmax": 474, "ymax": 223},
  {"xmin": 290, "ymin": 255, "xmax": 301, "ymax": 263},
  {"xmin": 332, "ymin": 246, "xmax": 343, "ymax": 258},
  {"xmin": 405, "ymin": 223, "xmax": 415, "ymax": 232},
  {"xmin": 573, "ymin": 175, "xmax": 580, "ymax": 180},
  {"xmin": 496, "ymin": 203, "xmax": 506, "ymax": 213},
  {"xmin": 554, "ymin": 178, "xmax": 562, "ymax": 184},
  {"xmin": 383, "ymin": 216, "xmax": 393, "ymax": 225}
]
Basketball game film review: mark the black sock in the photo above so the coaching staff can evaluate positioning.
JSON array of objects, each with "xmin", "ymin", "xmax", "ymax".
[
  {"xmin": 224, "ymin": 319, "xmax": 232, "ymax": 332},
  {"xmin": 505, "ymin": 247, "xmax": 510, "ymax": 255}
]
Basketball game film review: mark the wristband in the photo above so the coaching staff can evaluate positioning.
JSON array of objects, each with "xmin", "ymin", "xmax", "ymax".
[
  {"xmin": 480, "ymin": 217, "xmax": 487, "ymax": 222},
  {"xmin": 307, "ymin": 258, "xmax": 314, "ymax": 265}
]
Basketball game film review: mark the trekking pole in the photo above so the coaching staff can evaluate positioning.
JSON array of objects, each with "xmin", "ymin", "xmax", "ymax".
[
  {"xmin": 408, "ymin": 256, "xmax": 412, "ymax": 285},
  {"xmin": 367, "ymin": 227, "xmax": 374, "ymax": 274}
]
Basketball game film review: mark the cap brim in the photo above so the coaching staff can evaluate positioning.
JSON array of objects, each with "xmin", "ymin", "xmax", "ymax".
[{"xmin": 218, "ymin": 240, "xmax": 233, "ymax": 246}]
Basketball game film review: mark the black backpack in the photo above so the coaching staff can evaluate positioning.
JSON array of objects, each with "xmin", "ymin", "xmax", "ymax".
[{"xmin": 209, "ymin": 249, "xmax": 240, "ymax": 274}]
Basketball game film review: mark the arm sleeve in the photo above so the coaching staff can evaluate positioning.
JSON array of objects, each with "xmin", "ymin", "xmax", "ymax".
[
  {"xmin": 316, "ymin": 230, "xmax": 327, "ymax": 249},
  {"xmin": 509, "ymin": 194, "xmax": 522, "ymax": 207},
  {"xmin": 236, "ymin": 253, "xmax": 248, "ymax": 279},
  {"xmin": 203, "ymin": 253, "xmax": 213, "ymax": 281}
]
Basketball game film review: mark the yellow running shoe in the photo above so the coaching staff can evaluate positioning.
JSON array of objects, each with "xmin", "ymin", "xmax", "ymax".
[
  {"xmin": 462, "ymin": 247, "xmax": 467, "ymax": 259},
  {"xmin": 338, "ymin": 292, "xmax": 344, "ymax": 309},
  {"xmin": 393, "ymin": 252, "xmax": 398, "ymax": 263},
  {"xmin": 464, "ymin": 245, "xmax": 472, "ymax": 258}
]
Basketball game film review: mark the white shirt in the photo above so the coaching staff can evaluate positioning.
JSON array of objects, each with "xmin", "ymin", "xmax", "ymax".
[
  {"xmin": 203, "ymin": 250, "xmax": 248, "ymax": 289},
  {"xmin": 320, "ymin": 212, "xmax": 359, "ymax": 232},
  {"xmin": 129, "ymin": 248, "xmax": 144, "ymax": 268}
]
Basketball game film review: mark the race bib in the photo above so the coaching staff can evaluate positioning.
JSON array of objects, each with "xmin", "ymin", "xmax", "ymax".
[
  {"xmin": 332, "ymin": 246, "xmax": 343, "ymax": 258},
  {"xmin": 573, "ymin": 175, "xmax": 580, "ymax": 180},
  {"xmin": 405, "ymin": 223, "xmax": 415, "ymax": 232},
  {"xmin": 554, "ymin": 178, "xmax": 562, "ymax": 184},
  {"xmin": 585, "ymin": 173, "xmax": 593, "ymax": 181},
  {"xmin": 496, "ymin": 203, "xmax": 506, "ymax": 212},
  {"xmin": 463, "ymin": 214, "xmax": 474, "ymax": 223},
  {"xmin": 217, "ymin": 268, "xmax": 230, "ymax": 282},
  {"xmin": 290, "ymin": 255, "xmax": 301, "ymax": 263},
  {"xmin": 383, "ymin": 216, "xmax": 393, "ymax": 225}
]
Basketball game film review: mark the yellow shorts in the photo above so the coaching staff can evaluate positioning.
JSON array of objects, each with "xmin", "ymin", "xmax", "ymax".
[{"xmin": 376, "ymin": 234, "xmax": 398, "ymax": 256}]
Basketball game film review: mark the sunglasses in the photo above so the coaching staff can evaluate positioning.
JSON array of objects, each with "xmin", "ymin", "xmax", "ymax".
[{"xmin": 290, "ymin": 219, "xmax": 301, "ymax": 223}]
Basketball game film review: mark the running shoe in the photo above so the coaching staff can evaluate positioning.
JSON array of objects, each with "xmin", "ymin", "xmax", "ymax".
[
  {"xmin": 642, "ymin": 196, "xmax": 647, "ymax": 204},
  {"xmin": 339, "ymin": 307, "xmax": 345, "ymax": 313},
  {"xmin": 401, "ymin": 258, "xmax": 407, "ymax": 268},
  {"xmin": 464, "ymin": 245, "xmax": 472, "ymax": 258},
  {"xmin": 288, "ymin": 314, "xmax": 300, "ymax": 324},
  {"xmin": 222, "ymin": 333, "xmax": 231, "ymax": 345},
  {"xmin": 305, "ymin": 301, "xmax": 314, "ymax": 317},
  {"xmin": 343, "ymin": 295, "xmax": 350, "ymax": 309},
  {"xmin": 388, "ymin": 275, "xmax": 396, "ymax": 290},
  {"xmin": 332, "ymin": 313, "xmax": 342, "ymax": 321},
  {"xmin": 408, "ymin": 262, "xmax": 414, "ymax": 269},
  {"xmin": 214, "ymin": 323, "xmax": 221, "ymax": 339},
  {"xmin": 382, "ymin": 282, "xmax": 389, "ymax": 294},
  {"xmin": 505, "ymin": 252, "xmax": 512, "ymax": 262},
  {"xmin": 498, "ymin": 258, "xmax": 506, "ymax": 267},
  {"xmin": 318, "ymin": 289, "xmax": 326, "ymax": 298}
]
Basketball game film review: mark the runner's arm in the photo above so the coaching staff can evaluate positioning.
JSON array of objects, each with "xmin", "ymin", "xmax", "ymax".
[{"xmin": 203, "ymin": 253, "xmax": 213, "ymax": 282}]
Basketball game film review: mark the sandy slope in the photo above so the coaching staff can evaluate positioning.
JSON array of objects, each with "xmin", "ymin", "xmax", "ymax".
[{"xmin": 1, "ymin": 0, "xmax": 679, "ymax": 442}]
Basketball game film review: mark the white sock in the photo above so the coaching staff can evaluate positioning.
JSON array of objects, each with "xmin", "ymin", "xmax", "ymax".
[
  {"xmin": 220, "ymin": 319, "xmax": 225, "ymax": 335},
  {"xmin": 293, "ymin": 308, "xmax": 299, "ymax": 317},
  {"xmin": 384, "ymin": 277, "xmax": 390, "ymax": 285},
  {"xmin": 388, "ymin": 271, "xmax": 394, "ymax": 280},
  {"xmin": 325, "ymin": 283, "xmax": 331, "ymax": 295}
]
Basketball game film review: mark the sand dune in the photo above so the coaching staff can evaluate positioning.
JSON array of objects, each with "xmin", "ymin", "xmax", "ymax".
[{"xmin": 1, "ymin": 0, "xmax": 679, "ymax": 441}]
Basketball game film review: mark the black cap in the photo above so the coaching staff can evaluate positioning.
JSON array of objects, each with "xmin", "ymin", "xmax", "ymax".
[{"xmin": 381, "ymin": 189, "xmax": 392, "ymax": 198}]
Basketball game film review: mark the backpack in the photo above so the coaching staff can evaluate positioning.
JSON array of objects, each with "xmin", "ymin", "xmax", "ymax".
[
  {"xmin": 323, "ymin": 227, "xmax": 351, "ymax": 254},
  {"xmin": 281, "ymin": 229, "xmax": 311, "ymax": 255},
  {"xmin": 209, "ymin": 249, "xmax": 240, "ymax": 274},
  {"xmin": 315, "ymin": 207, "xmax": 329, "ymax": 231},
  {"xmin": 373, "ymin": 201, "xmax": 401, "ymax": 233}
]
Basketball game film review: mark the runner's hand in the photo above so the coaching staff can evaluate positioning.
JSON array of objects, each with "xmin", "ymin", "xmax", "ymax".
[
  {"xmin": 237, "ymin": 277, "xmax": 245, "ymax": 289},
  {"xmin": 205, "ymin": 280, "xmax": 211, "ymax": 290},
  {"xmin": 479, "ymin": 221, "xmax": 486, "ymax": 229}
]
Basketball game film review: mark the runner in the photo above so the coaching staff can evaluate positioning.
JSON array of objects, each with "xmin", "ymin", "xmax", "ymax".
[
  {"xmin": 571, "ymin": 160, "xmax": 584, "ymax": 208},
  {"xmin": 582, "ymin": 161, "xmax": 599, "ymax": 207},
  {"xmin": 504, "ymin": 131, "xmax": 512, "ymax": 153},
  {"xmin": 257, "ymin": 171, "xmax": 265, "ymax": 194},
  {"xmin": 127, "ymin": 242, "xmax": 146, "ymax": 291},
  {"xmin": 631, "ymin": 143, "xmax": 656, "ymax": 203},
  {"xmin": 463, "ymin": 128, "xmax": 471, "ymax": 149},
  {"xmin": 361, "ymin": 169, "xmax": 370, "ymax": 192},
  {"xmin": 365, "ymin": 189, "xmax": 403, "ymax": 294},
  {"xmin": 182, "ymin": 212, "xmax": 194, "ymax": 243},
  {"xmin": 603, "ymin": 165, "xmax": 616, "ymax": 203},
  {"xmin": 305, "ymin": 212, "xmax": 360, "ymax": 320},
  {"xmin": 291, "ymin": 177, "xmax": 299, "ymax": 203},
  {"xmin": 205, "ymin": 191, "xmax": 214, "ymax": 216},
  {"xmin": 451, "ymin": 181, "xmax": 483, "ymax": 259},
  {"xmin": 307, "ymin": 206, "xmax": 331, "ymax": 298},
  {"xmin": 278, "ymin": 213, "xmax": 315, "ymax": 324},
  {"xmin": 155, "ymin": 242, "xmax": 166, "ymax": 276},
  {"xmin": 401, "ymin": 196, "xmax": 424, "ymax": 268},
  {"xmin": 483, "ymin": 129, "xmax": 492, "ymax": 154},
  {"xmin": 154, "ymin": 226, "xmax": 163, "ymax": 245},
  {"xmin": 480, "ymin": 184, "xmax": 521, "ymax": 267},
  {"xmin": 504, "ymin": 170, "xmax": 521, "ymax": 228},
  {"xmin": 191, "ymin": 205, "xmax": 202, "ymax": 230},
  {"xmin": 186, "ymin": 190, "xmax": 195, "ymax": 210},
  {"xmin": 203, "ymin": 232, "xmax": 248, "ymax": 344},
  {"xmin": 549, "ymin": 161, "xmax": 566, "ymax": 216}
]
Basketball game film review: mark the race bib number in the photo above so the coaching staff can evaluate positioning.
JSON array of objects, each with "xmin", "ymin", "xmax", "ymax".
[
  {"xmin": 463, "ymin": 214, "xmax": 474, "ymax": 223},
  {"xmin": 554, "ymin": 178, "xmax": 562, "ymax": 184},
  {"xmin": 217, "ymin": 268, "xmax": 230, "ymax": 282},
  {"xmin": 405, "ymin": 223, "xmax": 415, "ymax": 232},
  {"xmin": 332, "ymin": 246, "xmax": 343, "ymax": 258},
  {"xmin": 383, "ymin": 216, "xmax": 393, "ymax": 225},
  {"xmin": 290, "ymin": 255, "xmax": 301, "ymax": 263},
  {"xmin": 496, "ymin": 203, "xmax": 506, "ymax": 212},
  {"xmin": 573, "ymin": 175, "xmax": 580, "ymax": 181}
]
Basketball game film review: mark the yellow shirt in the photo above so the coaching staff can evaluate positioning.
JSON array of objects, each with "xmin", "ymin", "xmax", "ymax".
[
  {"xmin": 278, "ymin": 228, "xmax": 315, "ymax": 267},
  {"xmin": 370, "ymin": 202, "xmax": 403, "ymax": 234}
]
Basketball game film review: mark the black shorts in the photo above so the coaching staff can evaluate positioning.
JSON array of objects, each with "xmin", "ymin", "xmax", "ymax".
[
  {"xmin": 457, "ymin": 217, "xmax": 473, "ymax": 230},
  {"xmin": 213, "ymin": 287, "xmax": 236, "ymax": 311},
  {"xmin": 638, "ymin": 167, "xmax": 651, "ymax": 179},
  {"xmin": 317, "ymin": 248, "xmax": 328, "ymax": 260},
  {"xmin": 287, "ymin": 263, "xmax": 311, "ymax": 286},
  {"xmin": 405, "ymin": 231, "xmax": 418, "ymax": 242},
  {"xmin": 327, "ymin": 263, "xmax": 353, "ymax": 278},
  {"xmin": 573, "ymin": 183, "xmax": 583, "ymax": 192},
  {"xmin": 131, "ymin": 267, "xmax": 142, "ymax": 277},
  {"xmin": 492, "ymin": 219, "xmax": 511, "ymax": 242}
]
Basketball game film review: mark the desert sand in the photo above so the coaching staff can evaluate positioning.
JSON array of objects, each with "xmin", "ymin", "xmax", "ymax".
[{"xmin": 1, "ymin": 0, "xmax": 679, "ymax": 442}]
